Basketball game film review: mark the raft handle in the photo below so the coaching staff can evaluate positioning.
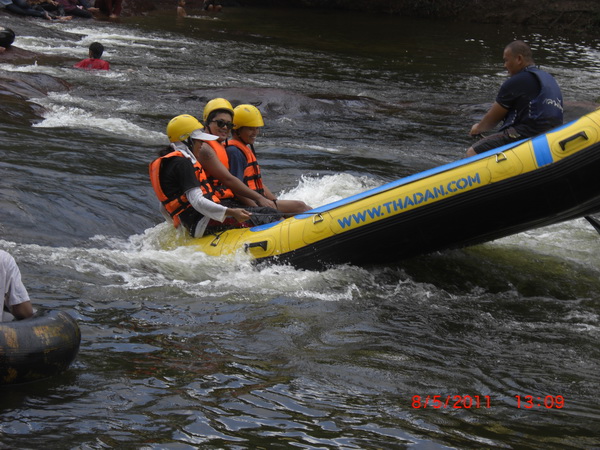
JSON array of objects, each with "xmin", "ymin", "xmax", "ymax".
[
  {"xmin": 313, "ymin": 213, "xmax": 324, "ymax": 224},
  {"xmin": 244, "ymin": 241, "xmax": 268, "ymax": 252},
  {"xmin": 495, "ymin": 152, "xmax": 508, "ymax": 163},
  {"xmin": 559, "ymin": 131, "xmax": 588, "ymax": 151}
]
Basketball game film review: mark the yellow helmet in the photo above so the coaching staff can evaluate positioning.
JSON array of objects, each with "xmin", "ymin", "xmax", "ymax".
[
  {"xmin": 203, "ymin": 98, "xmax": 234, "ymax": 123},
  {"xmin": 166, "ymin": 114, "xmax": 203, "ymax": 142},
  {"xmin": 233, "ymin": 104, "xmax": 264, "ymax": 129}
]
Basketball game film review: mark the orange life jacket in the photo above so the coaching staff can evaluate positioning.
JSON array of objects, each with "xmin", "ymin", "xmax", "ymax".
[
  {"xmin": 148, "ymin": 149, "xmax": 220, "ymax": 229},
  {"xmin": 226, "ymin": 138, "xmax": 265, "ymax": 195},
  {"xmin": 204, "ymin": 140, "xmax": 235, "ymax": 200}
]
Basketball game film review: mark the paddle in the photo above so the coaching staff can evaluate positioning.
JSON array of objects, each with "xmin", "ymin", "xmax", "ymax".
[{"xmin": 585, "ymin": 216, "xmax": 600, "ymax": 234}]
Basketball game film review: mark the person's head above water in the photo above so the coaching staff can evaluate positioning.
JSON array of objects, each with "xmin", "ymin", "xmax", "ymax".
[
  {"xmin": 0, "ymin": 27, "xmax": 16, "ymax": 49},
  {"xmin": 89, "ymin": 42, "xmax": 104, "ymax": 59}
]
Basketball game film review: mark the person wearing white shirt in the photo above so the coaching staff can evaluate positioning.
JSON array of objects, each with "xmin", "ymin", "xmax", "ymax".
[{"xmin": 1, "ymin": 250, "xmax": 34, "ymax": 322}]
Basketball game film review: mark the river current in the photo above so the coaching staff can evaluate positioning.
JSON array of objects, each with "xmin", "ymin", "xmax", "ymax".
[{"xmin": 1, "ymin": 6, "xmax": 599, "ymax": 449}]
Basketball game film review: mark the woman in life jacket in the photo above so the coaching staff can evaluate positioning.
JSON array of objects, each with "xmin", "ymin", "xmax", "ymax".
[
  {"xmin": 195, "ymin": 98, "xmax": 283, "ymax": 226},
  {"xmin": 227, "ymin": 104, "xmax": 311, "ymax": 216},
  {"xmin": 148, "ymin": 114, "xmax": 251, "ymax": 237}
]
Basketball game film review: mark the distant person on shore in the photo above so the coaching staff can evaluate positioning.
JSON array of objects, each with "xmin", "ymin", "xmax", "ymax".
[
  {"xmin": 202, "ymin": 0, "xmax": 221, "ymax": 13},
  {"xmin": 29, "ymin": 0, "xmax": 74, "ymax": 19},
  {"xmin": 1, "ymin": 250, "xmax": 34, "ymax": 322},
  {"xmin": 94, "ymin": 0, "xmax": 121, "ymax": 18},
  {"xmin": 0, "ymin": 26, "xmax": 15, "ymax": 53},
  {"xmin": 177, "ymin": 0, "xmax": 186, "ymax": 17},
  {"xmin": 79, "ymin": 0, "xmax": 98, "ymax": 12},
  {"xmin": 56, "ymin": 0, "xmax": 93, "ymax": 18},
  {"xmin": 73, "ymin": 42, "xmax": 110, "ymax": 70},
  {"xmin": 2, "ymin": 0, "xmax": 58, "ymax": 19},
  {"xmin": 466, "ymin": 40, "xmax": 563, "ymax": 157}
]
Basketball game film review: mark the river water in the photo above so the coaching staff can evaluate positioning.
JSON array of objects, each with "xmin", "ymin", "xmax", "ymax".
[{"xmin": 1, "ymin": 6, "xmax": 599, "ymax": 449}]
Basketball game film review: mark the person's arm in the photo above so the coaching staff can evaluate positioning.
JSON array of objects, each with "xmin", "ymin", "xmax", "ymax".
[
  {"xmin": 261, "ymin": 184, "xmax": 277, "ymax": 202},
  {"xmin": 2, "ymin": 251, "xmax": 34, "ymax": 320},
  {"xmin": 186, "ymin": 187, "xmax": 227, "ymax": 221},
  {"xmin": 10, "ymin": 301, "xmax": 33, "ymax": 320},
  {"xmin": 225, "ymin": 208, "xmax": 251, "ymax": 223},
  {"xmin": 186, "ymin": 187, "xmax": 251, "ymax": 223},
  {"xmin": 470, "ymin": 102, "xmax": 508, "ymax": 136},
  {"xmin": 198, "ymin": 143, "xmax": 276, "ymax": 209}
]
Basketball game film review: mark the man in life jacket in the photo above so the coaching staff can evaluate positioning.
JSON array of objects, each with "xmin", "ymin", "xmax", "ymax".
[
  {"xmin": 149, "ymin": 114, "xmax": 251, "ymax": 237},
  {"xmin": 226, "ymin": 104, "xmax": 311, "ymax": 216},
  {"xmin": 195, "ymin": 98, "xmax": 284, "ymax": 225},
  {"xmin": 466, "ymin": 40, "xmax": 563, "ymax": 157}
]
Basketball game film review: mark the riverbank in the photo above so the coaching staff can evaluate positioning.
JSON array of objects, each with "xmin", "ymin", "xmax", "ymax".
[
  {"xmin": 125, "ymin": 0, "xmax": 600, "ymax": 34},
  {"xmin": 1, "ymin": 1, "xmax": 598, "ymax": 34}
]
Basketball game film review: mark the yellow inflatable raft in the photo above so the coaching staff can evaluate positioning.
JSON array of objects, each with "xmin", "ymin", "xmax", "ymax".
[{"xmin": 185, "ymin": 109, "xmax": 600, "ymax": 269}]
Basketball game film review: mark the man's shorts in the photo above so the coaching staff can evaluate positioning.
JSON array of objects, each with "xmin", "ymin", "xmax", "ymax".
[{"xmin": 471, "ymin": 127, "xmax": 522, "ymax": 154}]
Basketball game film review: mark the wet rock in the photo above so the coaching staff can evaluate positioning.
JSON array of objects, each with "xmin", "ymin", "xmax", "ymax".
[
  {"xmin": 0, "ymin": 69, "xmax": 70, "ymax": 124},
  {"xmin": 0, "ymin": 46, "xmax": 38, "ymax": 64}
]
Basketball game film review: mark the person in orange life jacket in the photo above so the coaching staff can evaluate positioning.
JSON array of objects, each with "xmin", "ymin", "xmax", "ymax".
[
  {"xmin": 74, "ymin": 42, "xmax": 110, "ymax": 70},
  {"xmin": 149, "ymin": 114, "xmax": 251, "ymax": 238},
  {"xmin": 466, "ymin": 40, "xmax": 563, "ymax": 157},
  {"xmin": 227, "ymin": 104, "xmax": 311, "ymax": 216},
  {"xmin": 195, "ymin": 98, "xmax": 284, "ymax": 225}
]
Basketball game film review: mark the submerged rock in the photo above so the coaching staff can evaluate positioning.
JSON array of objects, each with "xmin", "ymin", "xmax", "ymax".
[{"xmin": 0, "ymin": 68, "xmax": 70, "ymax": 124}]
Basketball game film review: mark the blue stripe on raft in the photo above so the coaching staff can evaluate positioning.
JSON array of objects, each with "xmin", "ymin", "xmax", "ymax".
[
  {"xmin": 532, "ymin": 135, "xmax": 553, "ymax": 167},
  {"xmin": 251, "ymin": 118, "xmax": 580, "ymax": 231},
  {"xmin": 290, "ymin": 138, "xmax": 526, "ymax": 220}
]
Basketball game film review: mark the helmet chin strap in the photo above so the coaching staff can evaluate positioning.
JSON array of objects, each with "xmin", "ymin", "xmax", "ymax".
[{"xmin": 184, "ymin": 137, "xmax": 194, "ymax": 151}]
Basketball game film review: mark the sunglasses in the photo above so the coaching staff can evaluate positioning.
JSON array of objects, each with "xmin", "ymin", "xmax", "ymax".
[{"xmin": 211, "ymin": 119, "xmax": 234, "ymax": 130}]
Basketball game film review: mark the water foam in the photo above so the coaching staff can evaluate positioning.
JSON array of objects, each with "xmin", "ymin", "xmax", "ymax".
[{"xmin": 32, "ymin": 93, "xmax": 165, "ymax": 142}]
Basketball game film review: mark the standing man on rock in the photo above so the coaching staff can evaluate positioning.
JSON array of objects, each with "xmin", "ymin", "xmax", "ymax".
[
  {"xmin": 94, "ymin": 0, "xmax": 121, "ymax": 18},
  {"xmin": 466, "ymin": 40, "xmax": 563, "ymax": 157}
]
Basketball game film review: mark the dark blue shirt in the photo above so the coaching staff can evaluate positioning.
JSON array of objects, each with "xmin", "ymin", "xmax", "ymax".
[
  {"xmin": 496, "ymin": 66, "xmax": 563, "ymax": 137},
  {"xmin": 225, "ymin": 146, "xmax": 248, "ymax": 182}
]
